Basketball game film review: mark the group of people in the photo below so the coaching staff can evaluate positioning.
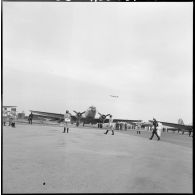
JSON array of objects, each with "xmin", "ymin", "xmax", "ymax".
[
  {"xmin": 4, "ymin": 107, "xmax": 161, "ymax": 140},
  {"xmin": 62, "ymin": 111, "xmax": 161, "ymax": 140},
  {"xmin": 3, "ymin": 110, "xmax": 17, "ymax": 127},
  {"xmin": 62, "ymin": 111, "xmax": 115, "ymax": 135},
  {"xmin": 3, "ymin": 110, "xmax": 34, "ymax": 128},
  {"xmin": 115, "ymin": 121, "xmax": 128, "ymax": 130}
]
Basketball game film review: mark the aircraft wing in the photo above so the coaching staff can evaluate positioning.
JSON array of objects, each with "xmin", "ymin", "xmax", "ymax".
[
  {"xmin": 30, "ymin": 110, "xmax": 77, "ymax": 123},
  {"xmin": 30, "ymin": 110, "xmax": 63, "ymax": 118},
  {"xmin": 31, "ymin": 113, "xmax": 62, "ymax": 122},
  {"xmin": 98, "ymin": 118, "xmax": 142, "ymax": 124},
  {"xmin": 149, "ymin": 120, "xmax": 193, "ymax": 131},
  {"xmin": 113, "ymin": 119, "xmax": 142, "ymax": 123},
  {"xmin": 30, "ymin": 110, "xmax": 64, "ymax": 118},
  {"xmin": 30, "ymin": 111, "xmax": 64, "ymax": 122},
  {"xmin": 3, "ymin": 106, "xmax": 17, "ymax": 108}
]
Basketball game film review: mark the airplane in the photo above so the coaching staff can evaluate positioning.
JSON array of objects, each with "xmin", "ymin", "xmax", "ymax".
[
  {"xmin": 30, "ymin": 106, "xmax": 97, "ymax": 126},
  {"xmin": 30, "ymin": 106, "xmax": 109, "ymax": 127},
  {"xmin": 30, "ymin": 106, "xmax": 141, "ymax": 127},
  {"xmin": 73, "ymin": 109, "xmax": 112, "ymax": 127},
  {"xmin": 110, "ymin": 95, "xmax": 119, "ymax": 98}
]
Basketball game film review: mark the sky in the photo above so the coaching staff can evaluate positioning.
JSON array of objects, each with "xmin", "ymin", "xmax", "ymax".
[{"xmin": 3, "ymin": 2, "xmax": 193, "ymax": 124}]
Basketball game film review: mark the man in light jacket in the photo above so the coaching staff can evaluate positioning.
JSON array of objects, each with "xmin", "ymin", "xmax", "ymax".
[
  {"xmin": 104, "ymin": 115, "xmax": 115, "ymax": 135},
  {"xmin": 63, "ymin": 110, "xmax": 71, "ymax": 133}
]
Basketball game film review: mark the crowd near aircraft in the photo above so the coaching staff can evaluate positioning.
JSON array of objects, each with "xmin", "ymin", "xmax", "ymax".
[
  {"xmin": 129, "ymin": 119, "xmax": 193, "ymax": 136},
  {"xmin": 2, "ymin": 106, "xmax": 17, "ymax": 127},
  {"xmin": 143, "ymin": 119, "xmax": 192, "ymax": 136},
  {"xmin": 3, "ymin": 105, "xmax": 192, "ymax": 136},
  {"xmin": 30, "ymin": 106, "xmax": 141, "ymax": 127},
  {"xmin": 153, "ymin": 120, "xmax": 193, "ymax": 136}
]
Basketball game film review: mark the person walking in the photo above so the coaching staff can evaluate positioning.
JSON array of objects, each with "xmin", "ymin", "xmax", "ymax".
[
  {"xmin": 104, "ymin": 115, "xmax": 115, "ymax": 135},
  {"xmin": 11, "ymin": 112, "xmax": 17, "ymax": 128},
  {"xmin": 63, "ymin": 110, "xmax": 71, "ymax": 133},
  {"xmin": 149, "ymin": 118, "xmax": 160, "ymax": 140},
  {"xmin": 28, "ymin": 112, "xmax": 33, "ymax": 124}
]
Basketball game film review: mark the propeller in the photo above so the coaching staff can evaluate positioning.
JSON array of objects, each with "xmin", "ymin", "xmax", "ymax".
[
  {"xmin": 73, "ymin": 110, "xmax": 85, "ymax": 127},
  {"xmin": 98, "ymin": 112, "xmax": 110, "ymax": 122},
  {"xmin": 73, "ymin": 111, "xmax": 85, "ymax": 118}
]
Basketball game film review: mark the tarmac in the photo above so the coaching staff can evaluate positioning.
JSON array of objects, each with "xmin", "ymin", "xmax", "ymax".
[{"xmin": 2, "ymin": 123, "xmax": 193, "ymax": 193}]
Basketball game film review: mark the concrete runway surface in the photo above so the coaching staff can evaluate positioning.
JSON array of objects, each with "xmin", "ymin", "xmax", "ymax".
[{"xmin": 2, "ymin": 124, "xmax": 192, "ymax": 193}]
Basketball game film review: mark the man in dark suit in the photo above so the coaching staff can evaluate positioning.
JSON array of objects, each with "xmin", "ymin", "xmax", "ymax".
[
  {"xmin": 149, "ymin": 118, "xmax": 160, "ymax": 140},
  {"xmin": 28, "ymin": 112, "xmax": 33, "ymax": 124}
]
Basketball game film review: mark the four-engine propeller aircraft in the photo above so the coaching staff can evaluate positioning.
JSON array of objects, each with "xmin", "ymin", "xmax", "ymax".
[{"xmin": 30, "ymin": 106, "xmax": 141, "ymax": 127}]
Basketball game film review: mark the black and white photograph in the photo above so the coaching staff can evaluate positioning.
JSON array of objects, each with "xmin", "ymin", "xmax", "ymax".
[{"xmin": 2, "ymin": 0, "xmax": 193, "ymax": 193}]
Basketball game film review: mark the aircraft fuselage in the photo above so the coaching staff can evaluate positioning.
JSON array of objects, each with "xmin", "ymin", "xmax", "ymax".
[
  {"xmin": 84, "ymin": 106, "xmax": 96, "ymax": 119},
  {"xmin": 82, "ymin": 106, "xmax": 97, "ymax": 126}
]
